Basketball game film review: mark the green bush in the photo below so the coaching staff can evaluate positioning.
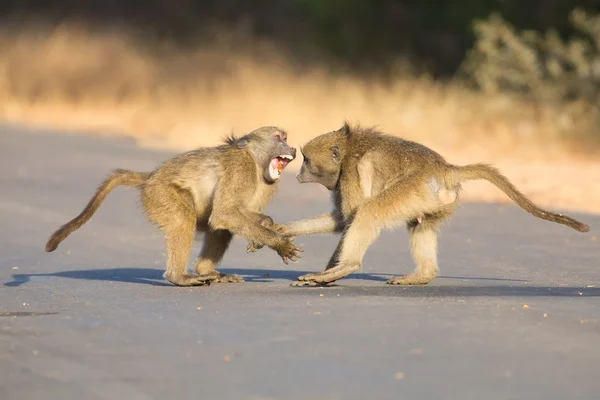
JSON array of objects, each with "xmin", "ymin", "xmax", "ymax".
[
  {"xmin": 460, "ymin": 8, "xmax": 600, "ymax": 145},
  {"xmin": 462, "ymin": 8, "xmax": 600, "ymax": 105}
]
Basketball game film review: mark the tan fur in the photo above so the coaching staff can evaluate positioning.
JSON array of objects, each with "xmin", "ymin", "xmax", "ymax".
[
  {"xmin": 357, "ymin": 157, "xmax": 374, "ymax": 198},
  {"xmin": 277, "ymin": 122, "xmax": 590, "ymax": 287},
  {"xmin": 45, "ymin": 126, "xmax": 302, "ymax": 287}
]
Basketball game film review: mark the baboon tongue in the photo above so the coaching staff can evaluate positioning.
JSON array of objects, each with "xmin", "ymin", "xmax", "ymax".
[
  {"xmin": 270, "ymin": 158, "xmax": 280, "ymax": 175},
  {"xmin": 277, "ymin": 157, "xmax": 291, "ymax": 173}
]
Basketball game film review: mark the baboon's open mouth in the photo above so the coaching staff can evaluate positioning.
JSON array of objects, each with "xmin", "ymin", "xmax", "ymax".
[{"xmin": 269, "ymin": 154, "xmax": 294, "ymax": 180}]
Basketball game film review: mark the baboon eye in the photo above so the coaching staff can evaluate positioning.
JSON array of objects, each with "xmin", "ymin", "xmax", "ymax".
[{"xmin": 275, "ymin": 134, "xmax": 281, "ymax": 140}]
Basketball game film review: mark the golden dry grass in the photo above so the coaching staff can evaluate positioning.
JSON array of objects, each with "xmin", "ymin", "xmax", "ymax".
[{"xmin": 1, "ymin": 21, "xmax": 599, "ymax": 215}]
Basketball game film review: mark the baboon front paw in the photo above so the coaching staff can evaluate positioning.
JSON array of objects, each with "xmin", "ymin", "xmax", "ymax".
[
  {"xmin": 166, "ymin": 273, "xmax": 213, "ymax": 287},
  {"xmin": 296, "ymin": 272, "xmax": 322, "ymax": 281},
  {"xmin": 276, "ymin": 240, "xmax": 303, "ymax": 265},
  {"xmin": 386, "ymin": 274, "xmax": 435, "ymax": 285},
  {"xmin": 293, "ymin": 264, "xmax": 360, "ymax": 285}
]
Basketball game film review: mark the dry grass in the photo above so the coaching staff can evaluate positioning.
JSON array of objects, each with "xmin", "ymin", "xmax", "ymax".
[{"xmin": 1, "ymin": 21, "xmax": 599, "ymax": 215}]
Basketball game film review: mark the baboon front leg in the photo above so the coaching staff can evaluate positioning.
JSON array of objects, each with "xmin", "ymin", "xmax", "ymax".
[
  {"xmin": 279, "ymin": 212, "xmax": 345, "ymax": 237},
  {"xmin": 194, "ymin": 230, "xmax": 242, "ymax": 283},
  {"xmin": 387, "ymin": 219, "xmax": 441, "ymax": 285},
  {"xmin": 246, "ymin": 212, "xmax": 344, "ymax": 253}
]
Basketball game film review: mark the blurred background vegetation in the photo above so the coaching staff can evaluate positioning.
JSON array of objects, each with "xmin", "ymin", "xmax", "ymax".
[
  {"xmin": 0, "ymin": 0, "xmax": 599, "ymax": 157},
  {"xmin": 2, "ymin": 0, "xmax": 598, "ymax": 76}
]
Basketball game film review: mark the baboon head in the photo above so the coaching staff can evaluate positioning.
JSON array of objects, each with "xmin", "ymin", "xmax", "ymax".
[
  {"xmin": 229, "ymin": 126, "xmax": 296, "ymax": 184},
  {"xmin": 296, "ymin": 123, "xmax": 350, "ymax": 190}
]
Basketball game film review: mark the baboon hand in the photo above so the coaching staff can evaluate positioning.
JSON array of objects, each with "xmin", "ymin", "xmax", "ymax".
[
  {"xmin": 246, "ymin": 224, "xmax": 294, "ymax": 253},
  {"xmin": 274, "ymin": 238, "xmax": 303, "ymax": 265}
]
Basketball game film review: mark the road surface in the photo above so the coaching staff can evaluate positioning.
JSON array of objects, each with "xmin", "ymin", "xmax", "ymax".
[{"xmin": 1, "ymin": 124, "xmax": 599, "ymax": 400}]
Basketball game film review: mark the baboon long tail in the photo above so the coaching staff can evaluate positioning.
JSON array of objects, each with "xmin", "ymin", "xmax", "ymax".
[
  {"xmin": 448, "ymin": 163, "xmax": 590, "ymax": 233},
  {"xmin": 45, "ymin": 169, "xmax": 151, "ymax": 252}
]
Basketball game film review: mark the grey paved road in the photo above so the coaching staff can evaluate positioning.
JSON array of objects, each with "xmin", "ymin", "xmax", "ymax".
[{"xmin": 1, "ymin": 124, "xmax": 600, "ymax": 400}]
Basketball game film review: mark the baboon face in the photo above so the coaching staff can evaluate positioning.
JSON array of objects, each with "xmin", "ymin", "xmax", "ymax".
[
  {"xmin": 296, "ymin": 132, "xmax": 342, "ymax": 190},
  {"xmin": 246, "ymin": 127, "xmax": 296, "ymax": 184}
]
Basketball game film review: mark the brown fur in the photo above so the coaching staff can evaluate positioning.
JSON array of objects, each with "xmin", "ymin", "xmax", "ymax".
[
  {"xmin": 45, "ymin": 126, "xmax": 302, "ymax": 287},
  {"xmin": 277, "ymin": 122, "xmax": 590, "ymax": 287}
]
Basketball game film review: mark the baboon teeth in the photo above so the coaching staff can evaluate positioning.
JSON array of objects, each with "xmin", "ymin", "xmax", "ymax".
[
  {"xmin": 269, "ymin": 159, "xmax": 281, "ymax": 180},
  {"xmin": 278, "ymin": 154, "xmax": 294, "ymax": 160}
]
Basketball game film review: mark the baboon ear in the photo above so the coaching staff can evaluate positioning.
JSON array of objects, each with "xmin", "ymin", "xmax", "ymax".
[
  {"xmin": 331, "ymin": 145, "xmax": 340, "ymax": 163},
  {"xmin": 340, "ymin": 121, "xmax": 351, "ymax": 135}
]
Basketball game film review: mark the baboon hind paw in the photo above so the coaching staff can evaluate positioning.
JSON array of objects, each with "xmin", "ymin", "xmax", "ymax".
[
  {"xmin": 196, "ymin": 271, "xmax": 245, "ymax": 283},
  {"xmin": 386, "ymin": 274, "xmax": 435, "ymax": 285},
  {"xmin": 166, "ymin": 273, "xmax": 213, "ymax": 287}
]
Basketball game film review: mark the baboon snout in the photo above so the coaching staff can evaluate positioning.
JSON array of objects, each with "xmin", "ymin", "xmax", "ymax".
[
  {"xmin": 278, "ymin": 144, "xmax": 296, "ymax": 160},
  {"xmin": 296, "ymin": 167, "xmax": 310, "ymax": 183},
  {"xmin": 282, "ymin": 146, "xmax": 296, "ymax": 159}
]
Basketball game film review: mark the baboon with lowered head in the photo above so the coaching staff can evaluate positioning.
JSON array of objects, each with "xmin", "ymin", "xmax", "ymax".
[
  {"xmin": 272, "ymin": 123, "xmax": 590, "ymax": 287},
  {"xmin": 45, "ymin": 126, "xmax": 302, "ymax": 286}
]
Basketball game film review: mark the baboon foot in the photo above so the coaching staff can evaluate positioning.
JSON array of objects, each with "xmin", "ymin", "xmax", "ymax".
[
  {"xmin": 198, "ymin": 271, "xmax": 245, "ymax": 283},
  {"xmin": 166, "ymin": 272, "xmax": 212, "ymax": 287},
  {"xmin": 290, "ymin": 280, "xmax": 334, "ymax": 287},
  {"xmin": 386, "ymin": 273, "xmax": 436, "ymax": 285},
  {"xmin": 291, "ymin": 264, "xmax": 360, "ymax": 286}
]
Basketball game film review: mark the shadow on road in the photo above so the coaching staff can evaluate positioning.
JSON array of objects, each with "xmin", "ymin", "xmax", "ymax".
[
  {"xmin": 3, "ymin": 267, "xmax": 386, "ymax": 287},
  {"xmin": 2, "ymin": 267, "xmax": 526, "ymax": 287},
  {"xmin": 4, "ymin": 268, "xmax": 172, "ymax": 287},
  {"xmin": 4, "ymin": 267, "xmax": 599, "ymax": 297}
]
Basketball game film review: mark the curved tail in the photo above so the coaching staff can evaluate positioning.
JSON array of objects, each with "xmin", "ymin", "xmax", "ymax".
[
  {"xmin": 45, "ymin": 169, "xmax": 150, "ymax": 252},
  {"xmin": 447, "ymin": 163, "xmax": 590, "ymax": 233}
]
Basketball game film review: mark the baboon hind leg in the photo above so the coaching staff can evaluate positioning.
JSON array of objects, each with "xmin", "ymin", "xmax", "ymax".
[
  {"xmin": 194, "ymin": 230, "xmax": 242, "ymax": 283},
  {"xmin": 293, "ymin": 174, "xmax": 442, "ymax": 287},
  {"xmin": 387, "ymin": 217, "xmax": 443, "ymax": 285},
  {"xmin": 143, "ymin": 185, "xmax": 209, "ymax": 287}
]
